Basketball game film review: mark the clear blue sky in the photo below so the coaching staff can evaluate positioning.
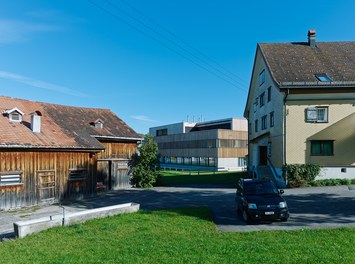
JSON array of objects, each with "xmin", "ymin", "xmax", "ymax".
[{"xmin": 0, "ymin": 0, "xmax": 354, "ymax": 134}]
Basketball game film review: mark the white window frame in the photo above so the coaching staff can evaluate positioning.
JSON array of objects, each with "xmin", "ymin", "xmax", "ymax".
[{"xmin": 306, "ymin": 107, "xmax": 328, "ymax": 123}]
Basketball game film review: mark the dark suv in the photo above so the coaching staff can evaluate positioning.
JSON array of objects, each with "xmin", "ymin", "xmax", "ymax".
[{"xmin": 235, "ymin": 178, "xmax": 289, "ymax": 223}]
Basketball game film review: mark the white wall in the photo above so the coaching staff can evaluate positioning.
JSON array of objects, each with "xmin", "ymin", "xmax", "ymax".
[
  {"xmin": 218, "ymin": 158, "xmax": 245, "ymax": 171},
  {"xmin": 316, "ymin": 167, "xmax": 355, "ymax": 180},
  {"xmin": 149, "ymin": 122, "xmax": 196, "ymax": 136}
]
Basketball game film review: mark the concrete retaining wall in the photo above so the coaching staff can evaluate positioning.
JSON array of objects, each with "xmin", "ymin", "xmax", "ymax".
[{"xmin": 14, "ymin": 202, "xmax": 140, "ymax": 239}]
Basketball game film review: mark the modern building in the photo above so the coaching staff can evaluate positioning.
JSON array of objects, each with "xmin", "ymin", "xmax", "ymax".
[
  {"xmin": 149, "ymin": 118, "xmax": 248, "ymax": 171},
  {"xmin": 244, "ymin": 30, "xmax": 355, "ymax": 185},
  {"xmin": 0, "ymin": 96, "xmax": 142, "ymax": 210}
]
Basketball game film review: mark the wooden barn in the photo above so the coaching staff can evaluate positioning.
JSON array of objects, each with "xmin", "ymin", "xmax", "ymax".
[{"xmin": 0, "ymin": 96, "xmax": 142, "ymax": 210}]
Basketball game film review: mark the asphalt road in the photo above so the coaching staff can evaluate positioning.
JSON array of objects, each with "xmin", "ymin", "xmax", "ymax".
[{"xmin": 1, "ymin": 184, "xmax": 355, "ymax": 240}]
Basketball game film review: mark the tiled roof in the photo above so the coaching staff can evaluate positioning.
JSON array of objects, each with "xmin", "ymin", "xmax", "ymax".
[
  {"xmin": 0, "ymin": 96, "xmax": 141, "ymax": 150},
  {"xmin": 259, "ymin": 41, "xmax": 355, "ymax": 87}
]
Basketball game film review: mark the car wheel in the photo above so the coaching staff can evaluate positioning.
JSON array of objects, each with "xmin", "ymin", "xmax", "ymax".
[
  {"xmin": 242, "ymin": 209, "xmax": 251, "ymax": 224},
  {"xmin": 280, "ymin": 217, "xmax": 288, "ymax": 222}
]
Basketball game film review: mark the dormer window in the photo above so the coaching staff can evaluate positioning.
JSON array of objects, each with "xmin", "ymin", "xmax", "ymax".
[
  {"xmin": 315, "ymin": 74, "xmax": 332, "ymax": 82},
  {"xmin": 2, "ymin": 107, "xmax": 24, "ymax": 122},
  {"xmin": 91, "ymin": 119, "xmax": 104, "ymax": 129}
]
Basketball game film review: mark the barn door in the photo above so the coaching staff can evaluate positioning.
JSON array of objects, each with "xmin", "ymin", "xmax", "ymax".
[
  {"xmin": 37, "ymin": 170, "xmax": 56, "ymax": 204},
  {"xmin": 111, "ymin": 160, "xmax": 130, "ymax": 189}
]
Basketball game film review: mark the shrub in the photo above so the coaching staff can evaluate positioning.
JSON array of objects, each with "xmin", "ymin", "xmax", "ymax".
[
  {"xmin": 282, "ymin": 164, "xmax": 321, "ymax": 188},
  {"xmin": 130, "ymin": 134, "xmax": 160, "ymax": 188},
  {"xmin": 310, "ymin": 178, "xmax": 354, "ymax": 187}
]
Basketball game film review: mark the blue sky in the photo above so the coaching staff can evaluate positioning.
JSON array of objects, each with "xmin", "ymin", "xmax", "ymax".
[{"xmin": 0, "ymin": 0, "xmax": 354, "ymax": 133}]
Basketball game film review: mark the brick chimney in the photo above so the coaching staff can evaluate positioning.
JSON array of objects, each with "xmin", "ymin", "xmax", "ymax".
[{"xmin": 308, "ymin": 30, "xmax": 316, "ymax": 48}]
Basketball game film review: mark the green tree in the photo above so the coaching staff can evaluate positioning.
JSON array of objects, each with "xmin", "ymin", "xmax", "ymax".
[{"xmin": 130, "ymin": 134, "xmax": 160, "ymax": 188}]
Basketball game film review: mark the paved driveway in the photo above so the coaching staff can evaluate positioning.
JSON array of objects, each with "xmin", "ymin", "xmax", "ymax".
[{"xmin": 1, "ymin": 184, "xmax": 355, "ymax": 239}]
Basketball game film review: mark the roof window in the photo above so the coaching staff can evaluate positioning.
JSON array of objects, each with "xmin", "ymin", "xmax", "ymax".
[
  {"xmin": 315, "ymin": 74, "xmax": 332, "ymax": 82},
  {"xmin": 2, "ymin": 107, "xmax": 24, "ymax": 122},
  {"xmin": 90, "ymin": 119, "xmax": 104, "ymax": 129}
]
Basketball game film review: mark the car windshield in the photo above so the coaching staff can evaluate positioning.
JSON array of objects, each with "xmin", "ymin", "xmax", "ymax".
[{"xmin": 244, "ymin": 181, "xmax": 279, "ymax": 195}]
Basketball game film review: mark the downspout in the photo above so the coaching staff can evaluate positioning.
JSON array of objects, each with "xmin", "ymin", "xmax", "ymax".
[{"xmin": 283, "ymin": 88, "xmax": 290, "ymax": 185}]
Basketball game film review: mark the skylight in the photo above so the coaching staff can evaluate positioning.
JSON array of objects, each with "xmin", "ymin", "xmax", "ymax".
[{"xmin": 315, "ymin": 74, "xmax": 332, "ymax": 82}]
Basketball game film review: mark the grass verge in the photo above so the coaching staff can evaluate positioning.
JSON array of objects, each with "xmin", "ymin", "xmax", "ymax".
[
  {"xmin": 1, "ymin": 207, "xmax": 354, "ymax": 263},
  {"xmin": 157, "ymin": 170, "xmax": 246, "ymax": 186}
]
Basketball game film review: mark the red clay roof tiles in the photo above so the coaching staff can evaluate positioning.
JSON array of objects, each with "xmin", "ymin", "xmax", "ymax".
[{"xmin": 0, "ymin": 96, "xmax": 141, "ymax": 150}]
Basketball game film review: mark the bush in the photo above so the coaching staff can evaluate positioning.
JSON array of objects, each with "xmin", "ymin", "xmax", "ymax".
[
  {"xmin": 310, "ymin": 178, "xmax": 354, "ymax": 187},
  {"xmin": 282, "ymin": 164, "xmax": 321, "ymax": 188},
  {"xmin": 130, "ymin": 134, "xmax": 160, "ymax": 188}
]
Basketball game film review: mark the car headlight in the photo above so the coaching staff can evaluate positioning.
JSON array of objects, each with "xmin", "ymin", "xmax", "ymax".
[
  {"xmin": 248, "ymin": 203, "xmax": 257, "ymax": 209},
  {"xmin": 279, "ymin": 202, "xmax": 287, "ymax": 208}
]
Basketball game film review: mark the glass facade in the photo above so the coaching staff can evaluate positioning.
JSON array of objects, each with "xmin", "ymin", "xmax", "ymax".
[{"xmin": 160, "ymin": 156, "xmax": 216, "ymax": 167}]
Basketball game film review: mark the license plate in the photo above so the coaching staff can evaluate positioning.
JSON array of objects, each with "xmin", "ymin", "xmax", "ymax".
[{"xmin": 265, "ymin": 211, "xmax": 274, "ymax": 215}]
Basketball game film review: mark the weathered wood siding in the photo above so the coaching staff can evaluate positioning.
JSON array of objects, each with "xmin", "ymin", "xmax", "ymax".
[
  {"xmin": 97, "ymin": 141, "xmax": 138, "ymax": 159},
  {"xmin": 0, "ymin": 150, "xmax": 97, "ymax": 210},
  {"xmin": 96, "ymin": 141, "xmax": 138, "ymax": 190}
]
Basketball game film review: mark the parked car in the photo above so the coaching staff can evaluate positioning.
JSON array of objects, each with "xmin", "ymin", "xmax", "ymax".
[{"xmin": 235, "ymin": 178, "xmax": 289, "ymax": 223}]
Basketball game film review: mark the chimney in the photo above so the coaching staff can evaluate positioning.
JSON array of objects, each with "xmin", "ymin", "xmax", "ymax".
[
  {"xmin": 30, "ymin": 111, "xmax": 41, "ymax": 133},
  {"xmin": 308, "ymin": 30, "xmax": 316, "ymax": 48}
]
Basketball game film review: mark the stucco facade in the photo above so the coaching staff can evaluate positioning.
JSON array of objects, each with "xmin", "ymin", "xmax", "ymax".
[{"xmin": 244, "ymin": 31, "xmax": 355, "ymax": 180}]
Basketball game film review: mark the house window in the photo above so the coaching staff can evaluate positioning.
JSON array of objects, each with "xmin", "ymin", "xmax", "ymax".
[
  {"xmin": 311, "ymin": 140, "xmax": 334, "ymax": 156},
  {"xmin": 270, "ymin": 112, "xmax": 274, "ymax": 127},
  {"xmin": 261, "ymin": 115, "xmax": 267, "ymax": 130},
  {"xmin": 3, "ymin": 108, "xmax": 24, "ymax": 122},
  {"xmin": 259, "ymin": 92, "xmax": 265, "ymax": 107},
  {"xmin": 315, "ymin": 74, "xmax": 332, "ymax": 82},
  {"xmin": 0, "ymin": 172, "xmax": 22, "ymax": 186},
  {"xmin": 267, "ymin": 86, "xmax": 271, "ymax": 102},
  {"xmin": 255, "ymin": 119, "xmax": 258, "ymax": 133},
  {"xmin": 259, "ymin": 70, "xmax": 265, "ymax": 86},
  {"xmin": 10, "ymin": 112, "xmax": 21, "ymax": 122},
  {"xmin": 156, "ymin": 128, "xmax": 168, "ymax": 136},
  {"xmin": 68, "ymin": 169, "xmax": 87, "ymax": 181},
  {"xmin": 306, "ymin": 107, "xmax": 328, "ymax": 123}
]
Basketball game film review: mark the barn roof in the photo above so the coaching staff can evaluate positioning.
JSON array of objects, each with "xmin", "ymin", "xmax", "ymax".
[{"xmin": 0, "ymin": 96, "xmax": 142, "ymax": 150}]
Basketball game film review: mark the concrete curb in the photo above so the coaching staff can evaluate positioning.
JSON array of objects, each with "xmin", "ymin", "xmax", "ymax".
[{"xmin": 14, "ymin": 202, "xmax": 139, "ymax": 239}]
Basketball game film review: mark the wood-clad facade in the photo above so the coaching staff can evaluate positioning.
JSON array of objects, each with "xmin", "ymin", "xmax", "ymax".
[
  {"xmin": 0, "ymin": 96, "xmax": 142, "ymax": 210},
  {"xmin": 0, "ymin": 150, "xmax": 96, "ymax": 209}
]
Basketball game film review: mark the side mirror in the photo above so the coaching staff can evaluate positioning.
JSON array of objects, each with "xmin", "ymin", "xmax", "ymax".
[{"xmin": 279, "ymin": 189, "xmax": 284, "ymax": 195}]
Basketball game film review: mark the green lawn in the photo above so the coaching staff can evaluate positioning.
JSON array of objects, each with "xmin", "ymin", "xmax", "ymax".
[
  {"xmin": 157, "ymin": 170, "xmax": 246, "ymax": 186},
  {"xmin": 1, "ymin": 207, "xmax": 354, "ymax": 263}
]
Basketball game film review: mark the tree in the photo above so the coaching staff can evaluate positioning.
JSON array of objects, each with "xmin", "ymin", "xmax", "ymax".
[{"xmin": 130, "ymin": 134, "xmax": 160, "ymax": 188}]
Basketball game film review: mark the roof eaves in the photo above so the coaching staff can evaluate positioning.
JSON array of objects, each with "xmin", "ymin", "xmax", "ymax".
[
  {"xmin": 0, "ymin": 144, "xmax": 105, "ymax": 151},
  {"xmin": 280, "ymin": 81, "xmax": 355, "ymax": 88},
  {"xmin": 92, "ymin": 135, "xmax": 143, "ymax": 141}
]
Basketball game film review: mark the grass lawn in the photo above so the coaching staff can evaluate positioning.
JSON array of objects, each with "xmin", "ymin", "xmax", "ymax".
[
  {"xmin": 157, "ymin": 170, "xmax": 246, "ymax": 186},
  {"xmin": 1, "ymin": 207, "xmax": 354, "ymax": 264}
]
